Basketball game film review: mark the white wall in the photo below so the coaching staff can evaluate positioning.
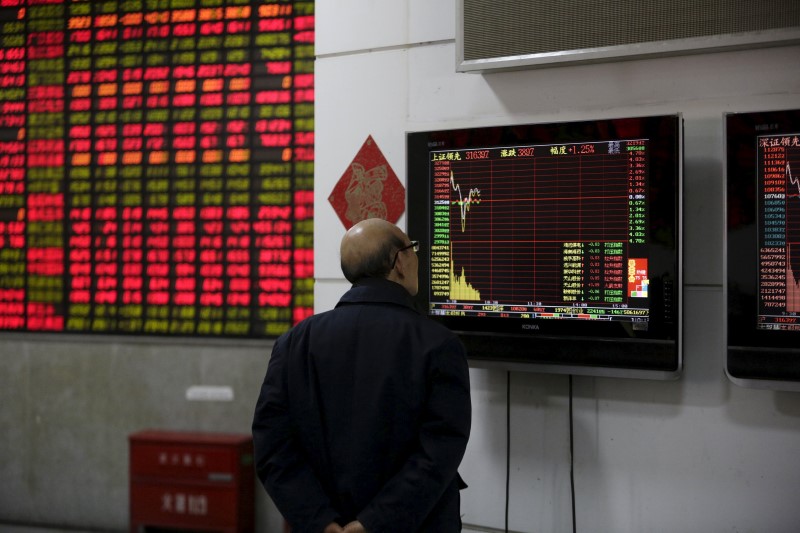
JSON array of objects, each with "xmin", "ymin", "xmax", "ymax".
[
  {"xmin": 0, "ymin": 336, "xmax": 285, "ymax": 532},
  {"xmin": 315, "ymin": 1, "xmax": 800, "ymax": 531}
]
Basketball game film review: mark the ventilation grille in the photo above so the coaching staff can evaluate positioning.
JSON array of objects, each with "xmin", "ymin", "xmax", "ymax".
[{"xmin": 459, "ymin": 0, "xmax": 800, "ymax": 71}]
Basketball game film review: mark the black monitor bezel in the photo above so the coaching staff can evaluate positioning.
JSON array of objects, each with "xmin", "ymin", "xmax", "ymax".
[{"xmin": 407, "ymin": 114, "xmax": 683, "ymax": 378}]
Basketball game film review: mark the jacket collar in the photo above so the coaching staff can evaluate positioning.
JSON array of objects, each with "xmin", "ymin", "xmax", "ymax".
[{"xmin": 336, "ymin": 277, "xmax": 416, "ymax": 310}]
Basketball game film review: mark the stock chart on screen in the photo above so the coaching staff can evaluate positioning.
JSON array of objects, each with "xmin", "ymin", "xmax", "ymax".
[
  {"xmin": 428, "ymin": 139, "xmax": 651, "ymax": 324},
  {"xmin": 758, "ymin": 134, "xmax": 800, "ymax": 330}
]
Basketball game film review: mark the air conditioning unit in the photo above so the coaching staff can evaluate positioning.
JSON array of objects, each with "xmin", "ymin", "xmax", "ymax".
[{"xmin": 457, "ymin": 0, "xmax": 800, "ymax": 72}]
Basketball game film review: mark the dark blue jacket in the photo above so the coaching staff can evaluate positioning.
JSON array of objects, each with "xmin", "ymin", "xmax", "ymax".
[{"xmin": 253, "ymin": 278, "xmax": 471, "ymax": 532}]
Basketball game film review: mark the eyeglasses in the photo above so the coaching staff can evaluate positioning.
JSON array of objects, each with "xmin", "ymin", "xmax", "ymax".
[{"xmin": 390, "ymin": 240, "xmax": 419, "ymax": 269}]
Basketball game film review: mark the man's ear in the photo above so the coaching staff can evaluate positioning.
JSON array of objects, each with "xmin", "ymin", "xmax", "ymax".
[
  {"xmin": 392, "ymin": 250, "xmax": 407, "ymax": 279},
  {"xmin": 386, "ymin": 252, "xmax": 405, "ymax": 285}
]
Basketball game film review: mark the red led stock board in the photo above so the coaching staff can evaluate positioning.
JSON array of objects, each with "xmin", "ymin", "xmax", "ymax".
[{"xmin": 0, "ymin": 0, "xmax": 314, "ymax": 337}]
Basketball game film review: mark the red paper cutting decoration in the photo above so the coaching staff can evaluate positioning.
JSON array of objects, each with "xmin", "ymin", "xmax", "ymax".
[{"xmin": 328, "ymin": 135, "xmax": 405, "ymax": 229}]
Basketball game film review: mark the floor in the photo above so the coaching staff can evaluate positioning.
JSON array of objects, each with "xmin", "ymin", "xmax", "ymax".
[
  {"xmin": 0, "ymin": 526, "xmax": 115, "ymax": 533},
  {"xmin": 0, "ymin": 524, "xmax": 493, "ymax": 533}
]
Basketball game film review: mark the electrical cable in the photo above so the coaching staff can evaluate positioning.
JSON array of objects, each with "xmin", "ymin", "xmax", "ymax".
[
  {"xmin": 504, "ymin": 372, "xmax": 577, "ymax": 533},
  {"xmin": 505, "ymin": 370, "xmax": 511, "ymax": 533},
  {"xmin": 569, "ymin": 374, "xmax": 577, "ymax": 533}
]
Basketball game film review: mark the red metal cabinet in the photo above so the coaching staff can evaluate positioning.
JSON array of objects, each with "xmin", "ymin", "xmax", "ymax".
[{"xmin": 129, "ymin": 430, "xmax": 254, "ymax": 533}]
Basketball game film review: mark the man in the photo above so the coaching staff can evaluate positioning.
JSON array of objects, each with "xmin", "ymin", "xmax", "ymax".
[{"xmin": 252, "ymin": 218, "xmax": 471, "ymax": 533}]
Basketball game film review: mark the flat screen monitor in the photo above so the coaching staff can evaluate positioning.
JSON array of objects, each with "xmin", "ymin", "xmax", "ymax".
[
  {"xmin": 726, "ymin": 108, "xmax": 800, "ymax": 390},
  {"xmin": 407, "ymin": 114, "xmax": 683, "ymax": 379}
]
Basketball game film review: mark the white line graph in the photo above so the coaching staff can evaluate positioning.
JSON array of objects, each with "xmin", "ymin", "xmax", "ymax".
[
  {"xmin": 788, "ymin": 162, "xmax": 799, "ymax": 196},
  {"xmin": 450, "ymin": 171, "xmax": 481, "ymax": 232}
]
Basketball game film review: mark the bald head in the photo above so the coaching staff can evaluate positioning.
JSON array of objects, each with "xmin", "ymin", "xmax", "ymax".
[{"xmin": 340, "ymin": 218, "xmax": 418, "ymax": 294}]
